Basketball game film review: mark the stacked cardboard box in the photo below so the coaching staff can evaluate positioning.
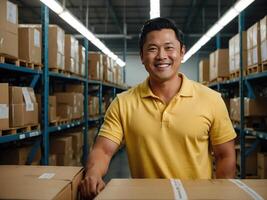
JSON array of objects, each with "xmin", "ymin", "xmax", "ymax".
[
  {"xmin": 209, "ymin": 49, "xmax": 229, "ymax": 81},
  {"xmin": 0, "ymin": 0, "xmax": 18, "ymax": 58},
  {"xmin": 65, "ymin": 34, "xmax": 79, "ymax": 74},
  {"xmin": 0, "ymin": 83, "xmax": 9, "ymax": 131},
  {"xmin": 18, "ymin": 26, "xmax": 41, "ymax": 64},
  {"xmin": 198, "ymin": 59, "xmax": 209, "ymax": 83},
  {"xmin": 88, "ymin": 96, "xmax": 99, "ymax": 117},
  {"xmin": 228, "ymin": 32, "xmax": 247, "ymax": 74},
  {"xmin": 36, "ymin": 95, "xmax": 57, "ymax": 123},
  {"xmin": 68, "ymin": 132, "xmax": 83, "ymax": 166},
  {"xmin": 103, "ymin": 55, "xmax": 113, "ymax": 82},
  {"xmin": 50, "ymin": 136, "xmax": 74, "ymax": 166},
  {"xmin": 79, "ymin": 45, "xmax": 86, "ymax": 77},
  {"xmin": 0, "ymin": 165, "xmax": 83, "ymax": 200},
  {"xmin": 49, "ymin": 25, "xmax": 65, "ymax": 70},
  {"xmin": 258, "ymin": 152, "xmax": 267, "ymax": 178},
  {"xmin": 260, "ymin": 16, "xmax": 267, "ymax": 62},
  {"xmin": 114, "ymin": 64, "xmax": 124, "ymax": 86},
  {"xmin": 88, "ymin": 52, "xmax": 103, "ymax": 80},
  {"xmin": 230, "ymin": 97, "xmax": 267, "ymax": 121},
  {"xmin": 0, "ymin": 145, "xmax": 41, "ymax": 165},
  {"xmin": 55, "ymin": 92, "xmax": 84, "ymax": 120},
  {"xmin": 96, "ymin": 179, "xmax": 267, "ymax": 199},
  {"xmin": 9, "ymin": 86, "xmax": 38, "ymax": 127},
  {"xmin": 247, "ymin": 22, "xmax": 261, "ymax": 66}
]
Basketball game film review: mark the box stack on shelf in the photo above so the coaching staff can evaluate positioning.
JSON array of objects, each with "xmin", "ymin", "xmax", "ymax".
[
  {"xmin": 261, "ymin": 16, "xmax": 267, "ymax": 70},
  {"xmin": 198, "ymin": 59, "xmax": 209, "ymax": 85},
  {"xmin": 209, "ymin": 49, "xmax": 229, "ymax": 83}
]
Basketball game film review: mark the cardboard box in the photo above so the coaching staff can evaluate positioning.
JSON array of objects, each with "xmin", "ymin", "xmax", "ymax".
[
  {"xmin": 49, "ymin": 95, "xmax": 57, "ymax": 107},
  {"xmin": 56, "ymin": 151, "xmax": 73, "ymax": 166},
  {"xmin": 18, "ymin": 26, "xmax": 41, "ymax": 63},
  {"xmin": 260, "ymin": 16, "xmax": 267, "ymax": 42},
  {"xmin": 49, "ymin": 106, "xmax": 57, "ymax": 122},
  {"xmin": 95, "ymin": 179, "xmax": 267, "ymax": 200},
  {"xmin": 66, "ymin": 84, "xmax": 84, "ymax": 93},
  {"xmin": 0, "ymin": 145, "xmax": 41, "ymax": 165},
  {"xmin": 0, "ymin": 29, "xmax": 18, "ymax": 57},
  {"xmin": 49, "ymin": 154, "xmax": 57, "ymax": 166},
  {"xmin": 79, "ymin": 45, "xmax": 86, "ymax": 76},
  {"xmin": 65, "ymin": 34, "xmax": 78, "ymax": 73},
  {"xmin": 49, "ymin": 25, "xmax": 65, "ymax": 69},
  {"xmin": 258, "ymin": 152, "xmax": 267, "ymax": 179},
  {"xmin": 261, "ymin": 40, "xmax": 267, "ymax": 62},
  {"xmin": 89, "ymin": 52, "xmax": 103, "ymax": 80},
  {"xmin": 0, "ymin": 165, "xmax": 83, "ymax": 200},
  {"xmin": 0, "ymin": 83, "xmax": 9, "ymax": 130},
  {"xmin": 50, "ymin": 136, "xmax": 73, "ymax": 154},
  {"xmin": 57, "ymin": 104, "xmax": 73, "ymax": 120},
  {"xmin": 247, "ymin": 22, "xmax": 261, "ymax": 66},
  {"xmin": 68, "ymin": 132, "xmax": 83, "ymax": 154},
  {"xmin": 230, "ymin": 97, "xmax": 267, "ymax": 121},
  {"xmin": 0, "ymin": 0, "xmax": 18, "ymax": 34},
  {"xmin": 209, "ymin": 49, "xmax": 229, "ymax": 81},
  {"xmin": 199, "ymin": 59, "xmax": 209, "ymax": 82}
]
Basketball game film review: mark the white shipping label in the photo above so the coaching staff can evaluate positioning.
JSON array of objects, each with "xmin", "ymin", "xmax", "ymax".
[
  {"xmin": 0, "ymin": 104, "xmax": 9, "ymax": 119},
  {"xmin": 261, "ymin": 41, "xmax": 267, "ymax": 61},
  {"xmin": 34, "ymin": 29, "xmax": 40, "ymax": 48},
  {"xmin": 22, "ymin": 87, "xmax": 34, "ymax": 111},
  {"xmin": 7, "ymin": 1, "xmax": 17, "ymax": 24},
  {"xmin": 39, "ymin": 173, "xmax": 55, "ymax": 179}
]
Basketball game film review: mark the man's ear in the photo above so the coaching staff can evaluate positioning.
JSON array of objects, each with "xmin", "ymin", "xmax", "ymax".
[{"xmin": 180, "ymin": 45, "xmax": 186, "ymax": 58}]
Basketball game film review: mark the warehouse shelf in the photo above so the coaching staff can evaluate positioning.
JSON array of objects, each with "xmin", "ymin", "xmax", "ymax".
[
  {"xmin": 0, "ymin": 63, "xmax": 42, "ymax": 75},
  {"xmin": 49, "ymin": 71, "xmax": 87, "ymax": 82},
  {"xmin": 0, "ymin": 130, "xmax": 41, "ymax": 144},
  {"xmin": 234, "ymin": 125, "xmax": 267, "ymax": 140},
  {"xmin": 49, "ymin": 120, "xmax": 85, "ymax": 133}
]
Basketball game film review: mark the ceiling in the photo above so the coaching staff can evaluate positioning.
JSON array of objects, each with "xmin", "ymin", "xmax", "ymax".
[{"xmin": 13, "ymin": 0, "xmax": 267, "ymax": 55}]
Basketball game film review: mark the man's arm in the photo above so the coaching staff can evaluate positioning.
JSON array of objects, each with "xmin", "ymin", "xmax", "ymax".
[
  {"xmin": 213, "ymin": 139, "xmax": 236, "ymax": 178},
  {"xmin": 79, "ymin": 136, "xmax": 119, "ymax": 199}
]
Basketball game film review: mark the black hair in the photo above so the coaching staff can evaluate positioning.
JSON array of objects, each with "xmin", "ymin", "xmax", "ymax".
[{"xmin": 139, "ymin": 17, "xmax": 184, "ymax": 52}]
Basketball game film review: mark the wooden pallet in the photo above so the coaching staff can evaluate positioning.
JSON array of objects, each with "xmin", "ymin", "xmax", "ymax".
[
  {"xmin": 246, "ymin": 64, "xmax": 262, "ymax": 75},
  {"xmin": 49, "ymin": 67, "xmax": 69, "ymax": 75},
  {"xmin": 0, "ymin": 54, "xmax": 42, "ymax": 71},
  {"xmin": 262, "ymin": 61, "xmax": 267, "ymax": 72},
  {"xmin": 0, "ymin": 124, "xmax": 40, "ymax": 136},
  {"xmin": 210, "ymin": 76, "xmax": 229, "ymax": 83},
  {"xmin": 50, "ymin": 118, "xmax": 69, "ymax": 126},
  {"xmin": 229, "ymin": 70, "xmax": 246, "ymax": 79},
  {"xmin": 232, "ymin": 117, "xmax": 267, "ymax": 130}
]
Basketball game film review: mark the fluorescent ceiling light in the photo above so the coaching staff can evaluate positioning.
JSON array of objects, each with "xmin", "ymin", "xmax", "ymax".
[
  {"xmin": 150, "ymin": 0, "xmax": 160, "ymax": 19},
  {"xmin": 182, "ymin": 0, "xmax": 255, "ymax": 63},
  {"xmin": 40, "ymin": 0, "xmax": 126, "ymax": 67},
  {"xmin": 39, "ymin": 0, "xmax": 63, "ymax": 14}
]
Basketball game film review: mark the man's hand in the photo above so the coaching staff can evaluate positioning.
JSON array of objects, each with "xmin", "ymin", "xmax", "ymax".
[
  {"xmin": 79, "ymin": 171, "xmax": 105, "ymax": 199},
  {"xmin": 79, "ymin": 136, "xmax": 119, "ymax": 199}
]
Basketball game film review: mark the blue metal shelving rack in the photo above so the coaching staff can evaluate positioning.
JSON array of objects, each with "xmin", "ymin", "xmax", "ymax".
[{"xmin": 0, "ymin": 4, "xmax": 127, "ymax": 166}]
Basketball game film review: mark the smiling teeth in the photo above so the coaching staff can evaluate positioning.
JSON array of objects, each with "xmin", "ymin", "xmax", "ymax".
[{"xmin": 156, "ymin": 64, "xmax": 170, "ymax": 68}]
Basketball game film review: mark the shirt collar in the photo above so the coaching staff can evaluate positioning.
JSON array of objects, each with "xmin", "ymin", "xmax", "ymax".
[{"xmin": 140, "ymin": 73, "xmax": 194, "ymax": 98}]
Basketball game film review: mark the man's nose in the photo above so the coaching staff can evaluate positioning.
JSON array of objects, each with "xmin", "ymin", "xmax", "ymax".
[{"xmin": 156, "ymin": 48, "xmax": 167, "ymax": 60}]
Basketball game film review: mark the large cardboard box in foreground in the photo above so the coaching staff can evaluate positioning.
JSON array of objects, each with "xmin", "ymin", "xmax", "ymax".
[
  {"xmin": 95, "ymin": 179, "xmax": 267, "ymax": 199},
  {"xmin": 0, "ymin": 165, "xmax": 83, "ymax": 200}
]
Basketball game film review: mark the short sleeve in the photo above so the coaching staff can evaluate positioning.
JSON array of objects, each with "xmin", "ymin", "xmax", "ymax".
[
  {"xmin": 210, "ymin": 95, "xmax": 237, "ymax": 145},
  {"xmin": 98, "ymin": 97, "xmax": 123, "ymax": 145}
]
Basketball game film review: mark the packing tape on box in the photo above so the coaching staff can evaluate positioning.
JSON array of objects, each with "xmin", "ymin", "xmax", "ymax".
[
  {"xmin": 7, "ymin": 1, "xmax": 17, "ymax": 24},
  {"xmin": 0, "ymin": 104, "xmax": 9, "ymax": 119},
  {"xmin": 170, "ymin": 179, "xmax": 188, "ymax": 200},
  {"xmin": 22, "ymin": 87, "xmax": 34, "ymax": 111},
  {"xmin": 34, "ymin": 29, "xmax": 40, "ymax": 48},
  {"xmin": 229, "ymin": 179, "xmax": 264, "ymax": 200}
]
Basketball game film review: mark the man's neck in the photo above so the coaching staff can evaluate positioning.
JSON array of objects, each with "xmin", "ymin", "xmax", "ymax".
[{"xmin": 149, "ymin": 74, "xmax": 182, "ymax": 104}]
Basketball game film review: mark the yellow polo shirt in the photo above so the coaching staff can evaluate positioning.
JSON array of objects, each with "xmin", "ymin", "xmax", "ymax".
[{"xmin": 98, "ymin": 73, "xmax": 236, "ymax": 179}]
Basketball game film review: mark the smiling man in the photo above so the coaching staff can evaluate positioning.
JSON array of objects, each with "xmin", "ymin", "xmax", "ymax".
[{"xmin": 79, "ymin": 17, "xmax": 237, "ymax": 199}]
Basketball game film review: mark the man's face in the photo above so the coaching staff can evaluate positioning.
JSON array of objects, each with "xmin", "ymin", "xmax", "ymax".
[{"xmin": 140, "ymin": 28, "xmax": 185, "ymax": 83}]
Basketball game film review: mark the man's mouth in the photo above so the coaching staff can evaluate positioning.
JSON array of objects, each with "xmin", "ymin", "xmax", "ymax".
[{"xmin": 154, "ymin": 63, "xmax": 171, "ymax": 68}]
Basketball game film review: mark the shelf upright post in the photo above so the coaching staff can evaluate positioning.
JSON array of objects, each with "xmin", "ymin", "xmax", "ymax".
[
  {"xmin": 239, "ymin": 11, "xmax": 245, "ymax": 178},
  {"xmin": 123, "ymin": 23, "xmax": 127, "ymax": 84},
  {"xmin": 41, "ymin": 4, "xmax": 49, "ymax": 165},
  {"xmin": 82, "ymin": 38, "xmax": 89, "ymax": 165}
]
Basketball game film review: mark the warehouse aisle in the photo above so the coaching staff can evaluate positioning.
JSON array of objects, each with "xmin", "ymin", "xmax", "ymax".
[{"xmin": 104, "ymin": 147, "xmax": 131, "ymax": 182}]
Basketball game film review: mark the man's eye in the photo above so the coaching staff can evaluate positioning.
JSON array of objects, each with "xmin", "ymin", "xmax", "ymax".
[
  {"xmin": 148, "ymin": 47, "xmax": 157, "ymax": 51},
  {"xmin": 166, "ymin": 46, "xmax": 174, "ymax": 50}
]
